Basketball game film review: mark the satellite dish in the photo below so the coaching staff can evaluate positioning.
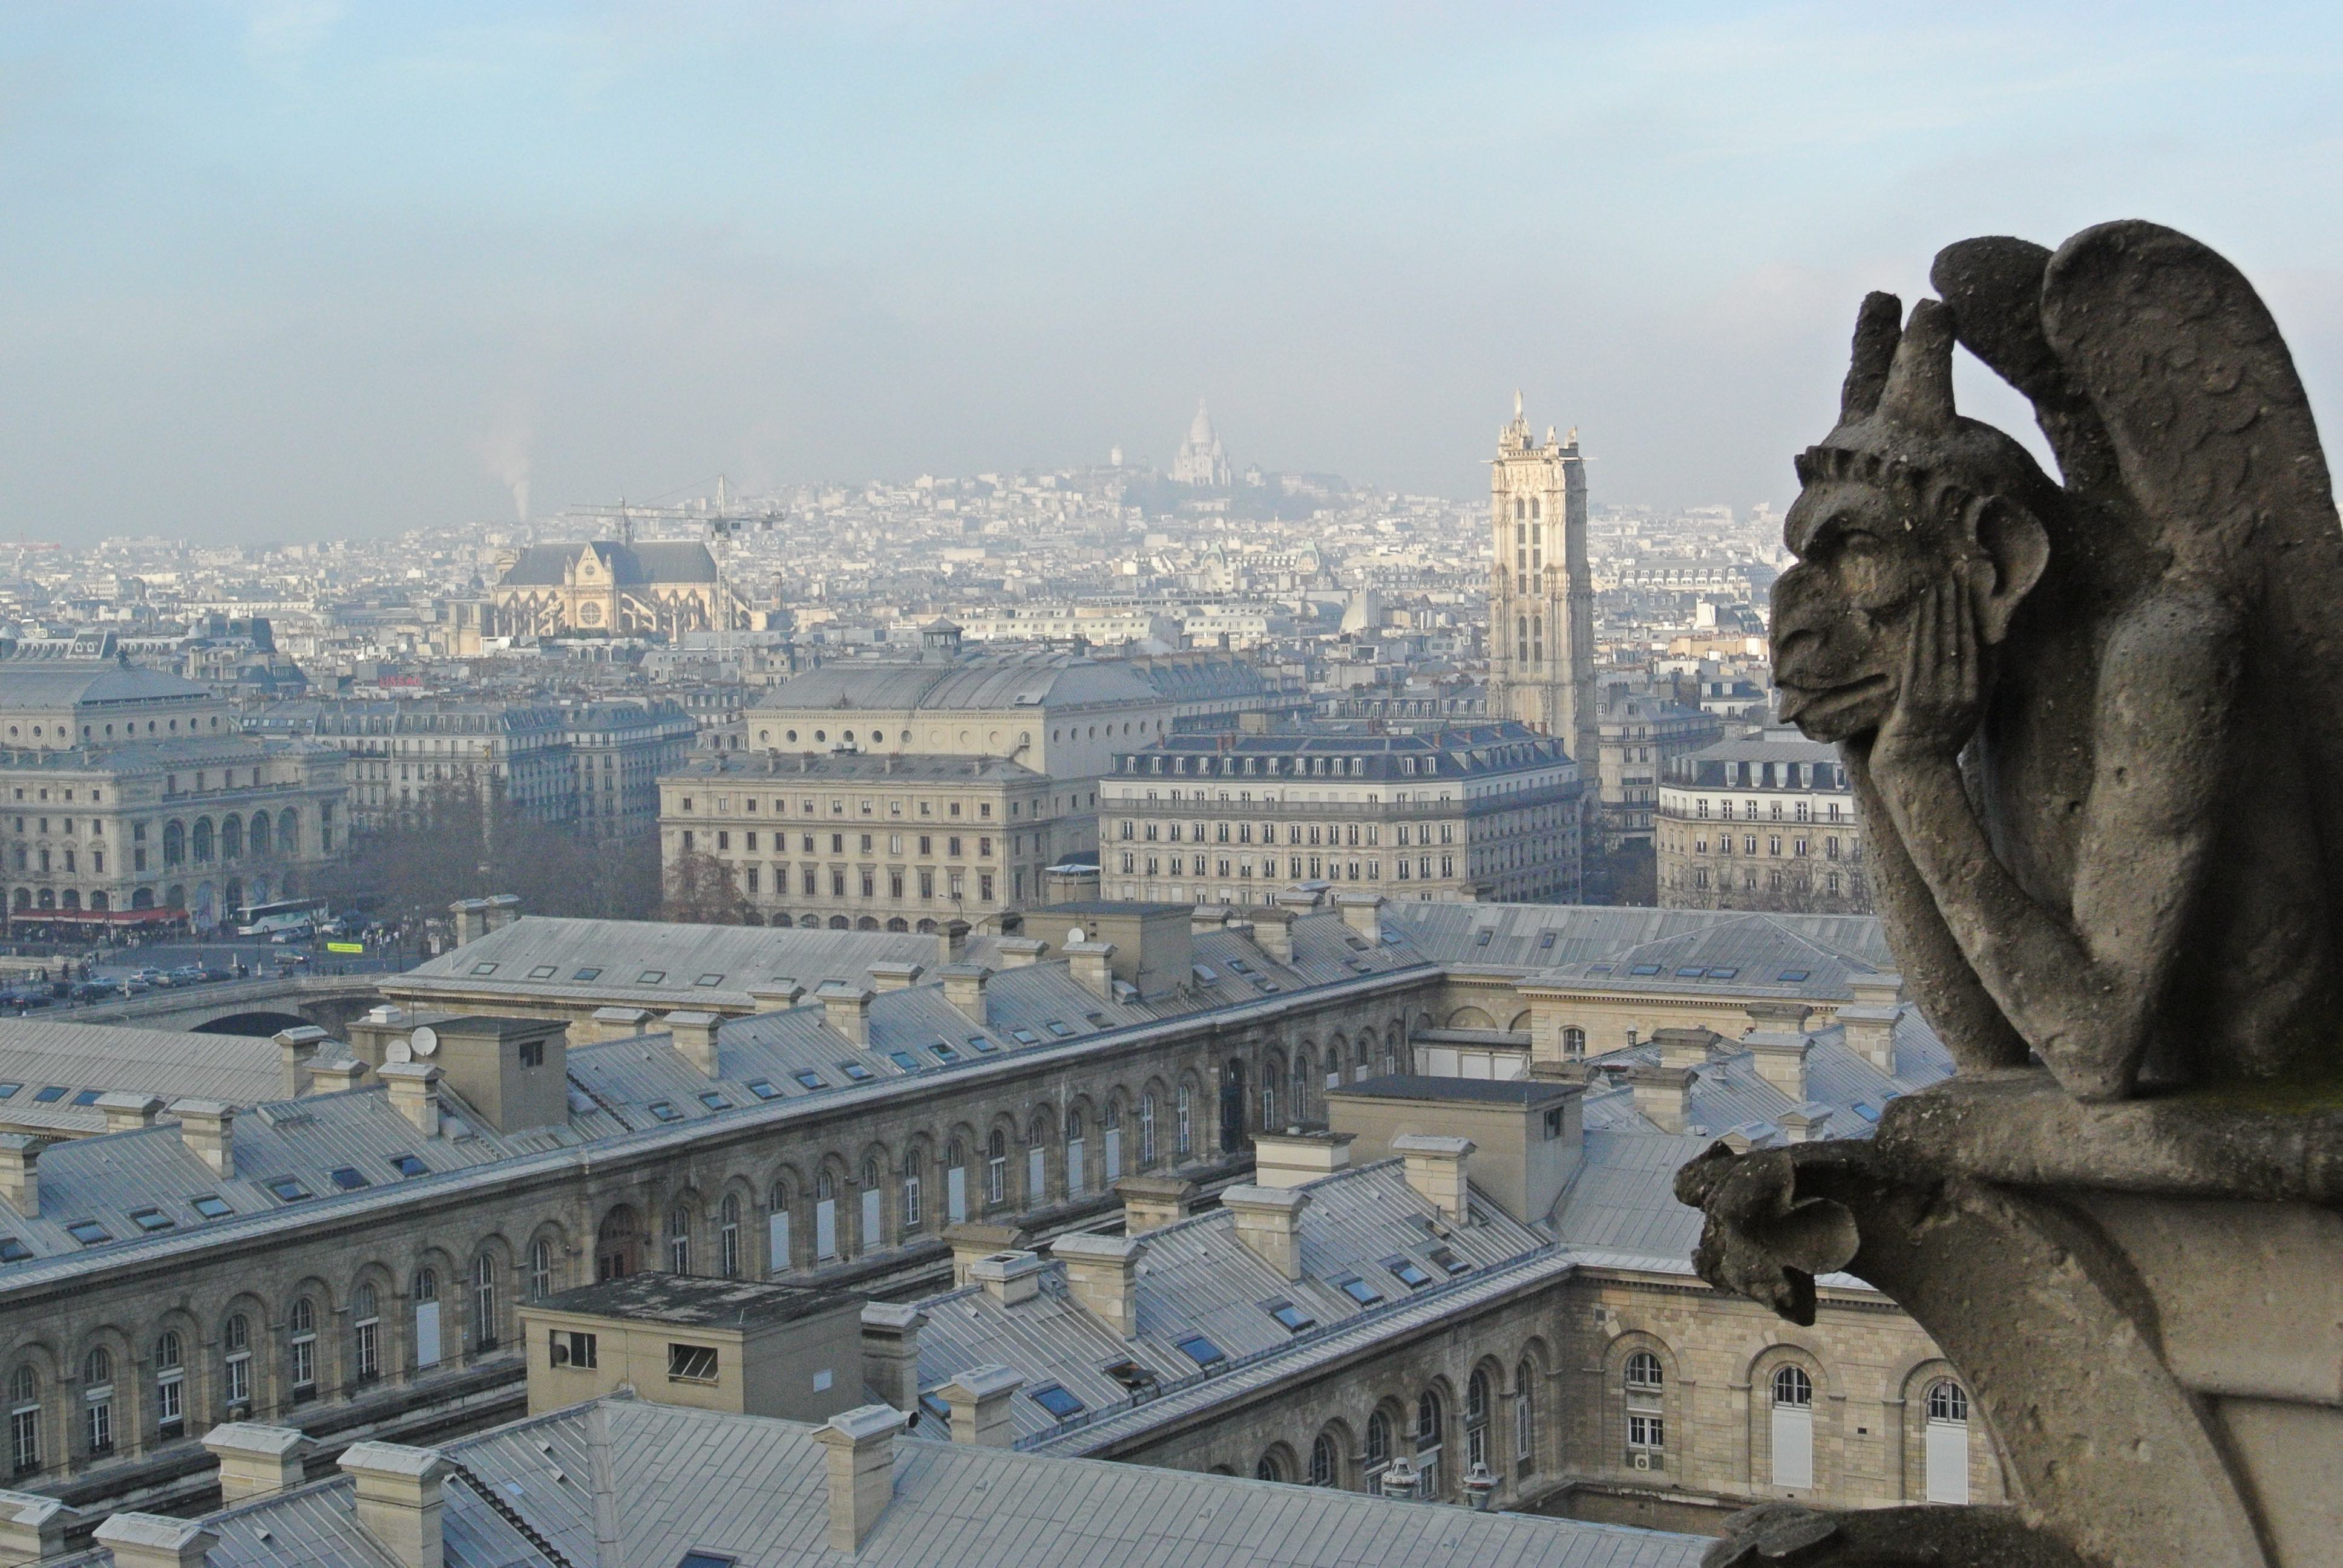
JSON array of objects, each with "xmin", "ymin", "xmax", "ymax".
[
  {"xmin": 1066, "ymin": 926, "xmax": 1087, "ymax": 946},
  {"xmin": 408, "ymin": 1027, "xmax": 440, "ymax": 1059},
  {"xmin": 384, "ymin": 1038, "xmax": 413, "ymax": 1065}
]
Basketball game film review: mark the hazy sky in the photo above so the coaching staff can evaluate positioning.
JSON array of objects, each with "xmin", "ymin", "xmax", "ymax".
[{"xmin": 4, "ymin": 2, "xmax": 2341, "ymax": 543}]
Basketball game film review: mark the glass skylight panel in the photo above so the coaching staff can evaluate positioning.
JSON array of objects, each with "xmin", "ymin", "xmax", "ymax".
[
  {"xmin": 1675, "ymin": 967, "xmax": 1707, "ymax": 978},
  {"xmin": 746, "ymin": 1079, "xmax": 781, "ymax": 1100},
  {"xmin": 1336, "ymin": 1276, "xmax": 1383, "ymax": 1306},
  {"xmin": 1193, "ymin": 964, "xmax": 1220, "ymax": 984},
  {"xmin": 1045, "ymin": 1021, "xmax": 1075, "ymax": 1037},
  {"xmin": 1587, "ymin": 964, "xmax": 1614, "ymax": 975},
  {"xmin": 930, "ymin": 1041, "xmax": 959, "ymax": 1062},
  {"xmin": 71, "ymin": 1089, "xmax": 102, "ymax": 1107},
  {"xmin": 329, "ymin": 1166, "xmax": 371, "ymax": 1191},
  {"xmin": 1010, "ymin": 1028, "xmax": 1040, "ymax": 1045},
  {"xmin": 527, "ymin": 964, "xmax": 557, "ymax": 979},
  {"xmin": 1475, "ymin": 929, "xmax": 1495, "ymax": 947},
  {"xmin": 0, "ymin": 1083, "xmax": 18, "ymax": 1099},
  {"xmin": 839, "ymin": 1062, "xmax": 874, "ymax": 1083},
  {"xmin": 66, "ymin": 1220, "xmax": 111, "ymax": 1246},
  {"xmin": 1381, "ymin": 1256, "xmax": 1433, "ymax": 1289},
  {"xmin": 968, "ymin": 1035, "xmax": 997, "ymax": 1054},
  {"xmin": 636, "ymin": 970, "xmax": 667, "ymax": 985},
  {"xmin": 888, "ymin": 1052, "xmax": 919, "ymax": 1073},
  {"xmin": 698, "ymin": 1091, "xmax": 732, "ymax": 1110},
  {"xmin": 1174, "ymin": 1333, "xmax": 1226, "ymax": 1367},
  {"xmin": 264, "ymin": 1177, "xmax": 312, "ymax": 1203},
  {"xmin": 31, "ymin": 1086, "xmax": 66, "ymax": 1103},
  {"xmin": 129, "ymin": 1208, "xmax": 174, "ymax": 1232},
  {"xmin": 1708, "ymin": 967, "xmax": 1740, "ymax": 979},
  {"xmin": 677, "ymin": 1553, "xmax": 736, "ymax": 1568},
  {"xmin": 648, "ymin": 1100, "xmax": 683, "ymax": 1123},
  {"xmin": 793, "ymin": 1070, "xmax": 828, "ymax": 1091},
  {"xmin": 1426, "ymin": 1245, "xmax": 1469, "ymax": 1275},
  {"xmin": 0, "ymin": 1237, "xmax": 29, "ymax": 1262},
  {"xmin": 390, "ymin": 1154, "xmax": 428, "ymax": 1178},
  {"xmin": 1267, "ymin": 1301, "xmax": 1316, "ymax": 1333},
  {"xmin": 1027, "ymin": 1383, "xmax": 1085, "ymax": 1419},
  {"xmin": 695, "ymin": 973, "xmax": 725, "ymax": 987},
  {"xmin": 190, "ymin": 1195, "xmax": 234, "ymax": 1220},
  {"xmin": 1630, "ymin": 964, "xmax": 1663, "ymax": 976},
  {"xmin": 1538, "ymin": 930, "xmax": 1559, "ymax": 949},
  {"xmin": 1227, "ymin": 959, "xmax": 1254, "ymax": 974},
  {"xmin": 572, "ymin": 967, "xmax": 603, "ymax": 981},
  {"xmin": 1778, "ymin": 969, "xmax": 1812, "ymax": 982},
  {"xmin": 470, "ymin": 963, "xmax": 498, "ymax": 976}
]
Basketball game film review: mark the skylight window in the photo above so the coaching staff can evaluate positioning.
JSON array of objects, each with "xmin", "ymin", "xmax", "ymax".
[
  {"xmin": 129, "ymin": 1208, "xmax": 174, "ymax": 1232},
  {"xmin": 1707, "ymin": 967, "xmax": 1740, "ymax": 979},
  {"xmin": 888, "ymin": 1052, "xmax": 919, "ymax": 1073},
  {"xmin": 527, "ymin": 965, "xmax": 557, "ymax": 979},
  {"xmin": 793, "ymin": 1070, "xmax": 828, "ymax": 1091},
  {"xmin": 190, "ymin": 1195, "xmax": 233, "ymax": 1220},
  {"xmin": 572, "ymin": 967, "xmax": 603, "ymax": 981},
  {"xmin": 1384, "ymin": 1256, "xmax": 1434, "ymax": 1289},
  {"xmin": 0, "ymin": 1083, "xmax": 18, "ymax": 1099},
  {"xmin": 1045, "ymin": 1021, "xmax": 1075, "ymax": 1037},
  {"xmin": 390, "ymin": 1154, "xmax": 428, "ymax": 1178},
  {"xmin": 1027, "ymin": 1383, "xmax": 1085, "ymax": 1419},
  {"xmin": 1267, "ymin": 1301, "xmax": 1316, "ymax": 1333},
  {"xmin": 648, "ymin": 1101, "xmax": 683, "ymax": 1123},
  {"xmin": 66, "ymin": 1220, "xmax": 111, "ymax": 1246},
  {"xmin": 1173, "ymin": 1333, "xmax": 1225, "ymax": 1368},
  {"xmin": 264, "ymin": 1177, "xmax": 312, "ymax": 1203},
  {"xmin": 746, "ymin": 1079, "xmax": 781, "ymax": 1100},
  {"xmin": 1538, "ymin": 930, "xmax": 1558, "ymax": 949},
  {"xmin": 1426, "ymin": 1245, "xmax": 1469, "ymax": 1276},
  {"xmin": 695, "ymin": 973, "xmax": 725, "ymax": 987},
  {"xmin": 1629, "ymin": 964, "xmax": 1663, "ymax": 976},
  {"xmin": 968, "ymin": 1035, "xmax": 998, "ymax": 1054},
  {"xmin": 1227, "ymin": 959, "xmax": 1254, "ymax": 974},
  {"xmin": 1587, "ymin": 964, "xmax": 1614, "ymax": 975},
  {"xmin": 31, "ymin": 1086, "xmax": 66, "ymax": 1103},
  {"xmin": 1474, "ymin": 929, "xmax": 1495, "ymax": 947},
  {"xmin": 1010, "ymin": 1029, "xmax": 1040, "ymax": 1046},
  {"xmin": 1193, "ymin": 964, "xmax": 1220, "ymax": 984},
  {"xmin": 839, "ymin": 1062, "xmax": 874, "ymax": 1083},
  {"xmin": 1335, "ymin": 1276, "xmax": 1383, "ymax": 1307},
  {"xmin": 71, "ymin": 1089, "xmax": 102, "ymax": 1107},
  {"xmin": 1675, "ymin": 966, "xmax": 1707, "ymax": 978},
  {"xmin": 470, "ymin": 963, "xmax": 499, "ymax": 976},
  {"xmin": 1104, "ymin": 1359, "xmax": 1159, "ymax": 1394},
  {"xmin": 329, "ymin": 1166, "xmax": 371, "ymax": 1191},
  {"xmin": 677, "ymin": 1553, "xmax": 736, "ymax": 1568},
  {"xmin": 931, "ymin": 1041, "xmax": 959, "ymax": 1063},
  {"xmin": 636, "ymin": 970, "xmax": 667, "ymax": 985},
  {"xmin": 0, "ymin": 1237, "xmax": 28, "ymax": 1263},
  {"xmin": 698, "ymin": 1091, "xmax": 732, "ymax": 1111},
  {"xmin": 1778, "ymin": 969, "xmax": 1812, "ymax": 982}
]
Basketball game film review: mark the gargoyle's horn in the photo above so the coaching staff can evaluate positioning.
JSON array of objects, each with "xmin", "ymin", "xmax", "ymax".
[
  {"xmin": 1876, "ymin": 298, "xmax": 1959, "ymax": 430},
  {"xmin": 1840, "ymin": 291, "xmax": 1902, "ymax": 421}
]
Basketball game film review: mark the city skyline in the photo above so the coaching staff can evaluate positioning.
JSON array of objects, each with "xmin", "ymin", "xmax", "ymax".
[{"xmin": 4, "ymin": 4, "xmax": 2341, "ymax": 544}]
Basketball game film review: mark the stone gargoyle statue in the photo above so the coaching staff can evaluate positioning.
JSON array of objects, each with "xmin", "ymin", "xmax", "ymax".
[{"xmin": 1676, "ymin": 223, "xmax": 2343, "ymax": 1568}]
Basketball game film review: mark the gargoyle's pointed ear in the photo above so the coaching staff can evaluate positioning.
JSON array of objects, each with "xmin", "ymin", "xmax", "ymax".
[
  {"xmin": 1840, "ymin": 292, "xmax": 1903, "ymax": 420},
  {"xmin": 1878, "ymin": 298, "xmax": 1959, "ymax": 429},
  {"xmin": 1970, "ymin": 496, "xmax": 2051, "ymax": 645}
]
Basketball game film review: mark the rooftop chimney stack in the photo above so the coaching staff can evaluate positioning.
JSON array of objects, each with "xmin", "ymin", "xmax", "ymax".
[
  {"xmin": 1114, "ymin": 1174, "xmax": 1197, "ymax": 1234},
  {"xmin": 1051, "ymin": 1232, "xmax": 1146, "ymax": 1338},
  {"xmin": 275, "ymin": 1026, "xmax": 330, "ymax": 1097},
  {"xmin": 859, "ymin": 1302, "xmax": 926, "ymax": 1412},
  {"xmin": 1221, "ymin": 1185, "xmax": 1311, "ymax": 1281},
  {"xmin": 0, "ymin": 1491, "xmax": 78, "ymax": 1562},
  {"xmin": 663, "ymin": 1010, "xmax": 723, "ymax": 1077},
  {"xmin": 96, "ymin": 1092, "xmax": 165, "ymax": 1133},
  {"xmin": 992, "ymin": 936, "xmax": 1047, "ymax": 969},
  {"xmin": 1653, "ymin": 1027, "xmax": 1717, "ymax": 1071},
  {"xmin": 306, "ymin": 1056, "xmax": 370, "ymax": 1096},
  {"xmin": 585, "ymin": 1005, "xmax": 654, "ymax": 1044},
  {"xmin": 1247, "ymin": 906, "xmax": 1297, "ymax": 964},
  {"xmin": 204, "ymin": 1423, "xmax": 307, "ymax": 1503},
  {"xmin": 377, "ymin": 1063, "xmax": 442, "ymax": 1138},
  {"xmin": 968, "ymin": 1249, "xmax": 1047, "ymax": 1306},
  {"xmin": 867, "ymin": 961, "xmax": 923, "ymax": 994},
  {"xmin": 1251, "ymin": 1129, "xmax": 1354, "ymax": 1189},
  {"xmin": 1624, "ymin": 1065, "xmax": 1694, "ymax": 1135},
  {"xmin": 482, "ymin": 893, "xmax": 522, "ymax": 933},
  {"xmin": 1065, "ymin": 940, "xmax": 1116, "ymax": 1001},
  {"xmin": 0, "ymin": 1137, "xmax": 39, "ymax": 1216},
  {"xmin": 814, "ymin": 1405, "xmax": 908, "ymax": 1552},
  {"xmin": 747, "ymin": 984, "xmax": 806, "ymax": 1014},
  {"xmin": 942, "ymin": 1365, "xmax": 1023, "ymax": 1448},
  {"xmin": 339, "ymin": 1442, "xmax": 450, "ymax": 1568},
  {"xmin": 1837, "ymin": 973, "xmax": 1906, "ymax": 1074},
  {"xmin": 174, "ymin": 1100, "xmax": 235, "ymax": 1177},
  {"xmin": 938, "ymin": 964, "xmax": 991, "ymax": 1024},
  {"xmin": 91, "ymin": 1515, "xmax": 217, "ymax": 1568},
  {"xmin": 1744, "ymin": 1032, "xmax": 1814, "ymax": 1103},
  {"xmin": 1392, "ymin": 1134, "xmax": 1475, "ymax": 1222},
  {"xmin": 940, "ymin": 919, "xmax": 971, "ymax": 965},
  {"xmin": 942, "ymin": 1223, "xmax": 1025, "ymax": 1285},
  {"xmin": 447, "ymin": 899, "xmax": 490, "ymax": 948},
  {"xmin": 818, "ymin": 982, "xmax": 875, "ymax": 1047},
  {"xmin": 1334, "ymin": 890, "xmax": 1384, "ymax": 940}
]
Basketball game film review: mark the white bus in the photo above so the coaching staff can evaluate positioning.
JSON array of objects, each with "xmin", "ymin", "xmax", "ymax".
[{"xmin": 234, "ymin": 898, "xmax": 328, "ymax": 938}]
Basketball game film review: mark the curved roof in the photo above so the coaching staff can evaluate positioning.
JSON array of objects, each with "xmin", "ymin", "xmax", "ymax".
[
  {"xmin": 758, "ymin": 652, "xmax": 1162, "ymax": 715},
  {"xmin": 0, "ymin": 661, "xmax": 214, "ymax": 708}
]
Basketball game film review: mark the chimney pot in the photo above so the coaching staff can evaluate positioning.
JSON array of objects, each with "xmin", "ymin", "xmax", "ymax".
[
  {"xmin": 204, "ymin": 1422, "xmax": 307, "ymax": 1503},
  {"xmin": 817, "ymin": 982, "xmax": 875, "ymax": 1047},
  {"xmin": 172, "ymin": 1100, "xmax": 235, "ymax": 1177},
  {"xmin": 940, "ymin": 1365, "xmax": 1023, "ymax": 1448},
  {"xmin": 867, "ymin": 961, "xmax": 923, "ymax": 994},
  {"xmin": 377, "ymin": 1062, "xmax": 442, "ymax": 1138},
  {"xmin": 307, "ymin": 1056, "xmax": 370, "ymax": 1096},
  {"xmin": 1220, "ymin": 1184, "xmax": 1311, "ymax": 1281},
  {"xmin": 813, "ymin": 1404, "xmax": 908, "ymax": 1552},
  {"xmin": 92, "ymin": 1514, "xmax": 217, "ymax": 1568},
  {"xmin": 937, "ymin": 963, "xmax": 991, "ymax": 1024},
  {"xmin": 0, "ymin": 1490, "xmax": 77, "ymax": 1561},
  {"xmin": 967, "ymin": 1248, "xmax": 1047, "ymax": 1305},
  {"xmin": 1391, "ymin": 1134, "xmax": 1476, "ymax": 1221},
  {"xmin": 941, "ymin": 1222, "xmax": 1024, "ymax": 1284},
  {"xmin": 94, "ymin": 1092, "xmax": 165, "ymax": 1133},
  {"xmin": 1050, "ymin": 1232, "xmax": 1146, "ymax": 1338},
  {"xmin": 339, "ymin": 1442, "xmax": 450, "ymax": 1568},
  {"xmin": 663, "ymin": 1010, "xmax": 724, "ymax": 1077},
  {"xmin": 1113, "ymin": 1174, "xmax": 1196, "ymax": 1234}
]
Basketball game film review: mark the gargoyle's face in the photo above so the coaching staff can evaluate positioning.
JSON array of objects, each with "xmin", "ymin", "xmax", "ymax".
[{"xmin": 1771, "ymin": 475, "xmax": 1956, "ymax": 742}]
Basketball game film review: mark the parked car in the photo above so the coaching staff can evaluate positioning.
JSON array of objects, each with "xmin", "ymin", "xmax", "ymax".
[
  {"xmin": 67, "ymin": 981, "xmax": 114, "ymax": 1002},
  {"xmin": 166, "ymin": 964, "xmax": 207, "ymax": 985},
  {"xmin": 199, "ymin": 965, "xmax": 232, "ymax": 982}
]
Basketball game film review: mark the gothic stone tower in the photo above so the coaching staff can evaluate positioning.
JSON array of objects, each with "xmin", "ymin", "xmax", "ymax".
[{"xmin": 1489, "ymin": 394, "xmax": 1595, "ymax": 766}]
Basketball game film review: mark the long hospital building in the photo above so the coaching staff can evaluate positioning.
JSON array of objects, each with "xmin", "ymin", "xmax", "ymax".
[{"xmin": 0, "ymin": 898, "xmax": 2001, "ymax": 1546}]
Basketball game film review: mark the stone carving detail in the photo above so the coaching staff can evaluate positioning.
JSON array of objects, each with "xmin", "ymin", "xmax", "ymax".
[{"xmin": 1681, "ymin": 224, "xmax": 2343, "ymax": 1568}]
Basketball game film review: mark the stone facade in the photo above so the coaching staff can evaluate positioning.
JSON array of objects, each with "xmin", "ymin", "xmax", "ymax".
[
  {"xmin": 1487, "ymin": 396, "xmax": 1596, "ymax": 769},
  {"xmin": 1655, "ymin": 729, "xmax": 1870, "ymax": 913}
]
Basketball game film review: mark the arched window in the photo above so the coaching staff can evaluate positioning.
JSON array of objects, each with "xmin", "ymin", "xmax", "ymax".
[
  {"xmin": 7, "ymin": 1365, "xmax": 38, "ymax": 1474},
  {"xmin": 1175, "ymin": 1084, "xmax": 1193, "ymax": 1157},
  {"xmin": 287, "ymin": 1298, "xmax": 318, "ymax": 1398},
  {"xmin": 1290, "ymin": 1051, "xmax": 1309, "ymax": 1115},
  {"xmin": 900, "ymin": 1153, "xmax": 922, "ymax": 1230},
  {"xmin": 155, "ymin": 1332, "xmax": 185, "ymax": 1438},
  {"xmin": 162, "ymin": 820, "xmax": 184, "ymax": 866},
  {"xmin": 192, "ymin": 818, "xmax": 214, "ymax": 863},
  {"xmin": 353, "ymin": 1284, "xmax": 381, "ymax": 1381},
  {"xmin": 1309, "ymin": 1432, "xmax": 1338, "ymax": 1487},
  {"xmin": 472, "ymin": 1255, "xmax": 498, "ymax": 1350},
  {"xmin": 1139, "ymin": 1093, "xmax": 1158, "ymax": 1164},
  {"xmin": 1365, "ymin": 1410, "xmax": 1392, "ymax": 1468},
  {"xmin": 668, "ymin": 1206, "xmax": 692, "ymax": 1273},
  {"xmin": 1772, "ymin": 1365, "xmax": 1813, "ymax": 1407},
  {"xmin": 1625, "ymin": 1350, "xmax": 1663, "ymax": 1457},
  {"xmin": 1514, "ymin": 1361, "xmax": 1536, "ymax": 1466},
  {"xmin": 1466, "ymin": 1369, "xmax": 1492, "ymax": 1473},
  {"xmin": 719, "ymin": 1195, "xmax": 742, "ymax": 1278},
  {"xmin": 529, "ymin": 1238, "xmax": 555, "ymax": 1300},
  {"xmin": 278, "ymin": 808, "xmax": 298, "ymax": 852},
  {"xmin": 1562, "ymin": 1026, "xmax": 1587, "ymax": 1058},
  {"xmin": 986, "ymin": 1129, "xmax": 1008, "ymax": 1205},
  {"xmin": 1924, "ymin": 1379, "xmax": 1971, "ymax": 1504},
  {"xmin": 1253, "ymin": 1452, "xmax": 1282, "ymax": 1483},
  {"xmin": 250, "ymin": 812, "xmax": 270, "ymax": 856},
  {"xmin": 1769, "ymin": 1363, "xmax": 1815, "ymax": 1488},
  {"xmin": 1416, "ymin": 1390, "xmax": 1443, "ymax": 1449},
  {"xmin": 1262, "ymin": 1083, "xmax": 1277, "ymax": 1131},
  {"xmin": 81, "ymin": 1348, "xmax": 114, "ymax": 1455},
  {"xmin": 1926, "ymin": 1380, "xmax": 1968, "ymax": 1423}
]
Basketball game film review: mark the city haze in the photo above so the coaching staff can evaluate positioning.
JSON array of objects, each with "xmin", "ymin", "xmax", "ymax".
[{"xmin": 3, "ymin": 2, "xmax": 2341, "ymax": 541}]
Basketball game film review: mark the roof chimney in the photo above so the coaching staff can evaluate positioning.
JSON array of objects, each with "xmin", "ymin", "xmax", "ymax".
[
  {"xmin": 275, "ymin": 1026, "xmax": 330, "ymax": 1097},
  {"xmin": 96, "ymin": 1092, "xmax": 165, "ymax": 1133},
  {"xmin": 748, "ymin": 983, "xmax": 806, "ymax": 1013},
  {"xmin": 378, "ymin": 1062, "xmax": 442, "ymax": 1137},
  {"xmin": 940, "ymin": 1365, "xmax": 1023, "ymax": 1448},
  {"xmin": 993, "ymin": 937, "xmax": 1047, "ymax": 969},
  {"xmin": 447, "ymin": 898, "xmax": 490, "ymax": 948},
  {"xmin": 483, "ymin": 893, "xmax": 522, "ymax": 933},
  {"xmin": 1190, "ymin": 905, "xmax": 1232, "ymax": 936},
  {"xmin": 1624, "ymin": 1065, "xmax": 1694, "ymax": 1135},
  {"xmin": 1050, "ymin": 1232, "xmax": 1145, "ymax": 1338},
  {"xmin": 1247, "ymin": 906, "xmax": 1296, "ymax": 964},
  {"xmin": 860, "ymin": 1302, "xmax": 926, "ymax": 1412},
  {"xmin": 339, "ymin": 1442, "xmax": 449, "ymax": 1568},
  {"xmin": 1744, "ymin": 1000, "xmax": 1817, "ymax": 1033},
  {"xmin": 1334, "ymin": 890, "xmax": 1384, "ymax": 940},
  {"xmin": 1392, "ymin": 1134, "xmax": 1475, "ymax": 1222},
  {"xmin": 586, "ymin": 1005, "xmax": 654, "ymax": 1043},
  {"xmin": 969, "ymin": 1249, "xmax": 1047, "ymax": 1306},
  {"xmin": 0, "ymin": 1489, "xmax": 78, "ymax": 1561},
  {"xmin": 1744, "ymin": 1032, "xmax": 1813, "ymax": 1103},
  {"xmin": 1251, "ymin": 1129, "xmax": 1354, "ymax": 1189},
  {"xmin": 1065, "ymin": 941, "xmax": 1116, "ymax": 1001},
  {"xmin": 867, "ymin": 960, "xmax": 923, "ymax": 994},
  {"xmin": 0, "ymin": 1138, "xmax": 47, "ymax": 1219},
  {"xmin": 814, "ymin": 1405, "xmax": 907, "ymax": 1552},
  {"xmin": 1652, "ymin": 1027, "xmax": 1717, "ymax": 1071},
  {"xmin": 939, "ymin": 919, "xmax": 971, "ymax": 965},
  {"xmin": 1780, "ymin": 1105, "xmax": 1833, "ymax": 1143},
  {"xmin": 1837, "ymin": 973, "xmax": 1906, "ymax": 1074},
  {"xmin": 307, "ymin": 1056, "xmax": 370, "ymax": 1096},
  {"xmin": 173, "ymin": 1100, "xmax": 234, "ymax": 1177},
  {"xmin": 664, "ymin": 1010, "xmax": 723, "ymax": 1077},
  {"xmin": 91, "ymin": 1515, "xmax": 217, "ymax": 1568},
  {"xmin": 1221, "ymin": 1184, "xmax": 1311, "ymax": 1281},
  {"xmin": 937, "ymin": 964, "xmax": 990, "ymax": 1024},
  {"xmin": 818, "ymin": 982, "xmax": 874, "ymax": 1047},
  {"xmin": 942, "ymin": 1221, "xmax": 1025, "ymax": 1285},
  {"xmin": 203, "ymin": 1422, "xmax": 307, "ymax": 1503},
  {"xmin": 1113, "ymin": 1174, "xmax": 1196, "ymax": 1235}
]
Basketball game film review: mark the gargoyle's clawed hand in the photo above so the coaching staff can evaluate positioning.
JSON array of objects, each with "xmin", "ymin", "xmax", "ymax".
[{"xmin": 1873, "ymin": 577, "xmax": 1985, "ymax": 769}]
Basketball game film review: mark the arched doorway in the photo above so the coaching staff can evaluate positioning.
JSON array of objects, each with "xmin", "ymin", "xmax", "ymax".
[
  {"xmin": 596, "ymin": 1206, "xmax": 640, "ymax": 1281},
  {"xmin": 1219, "ymin": 1057, "xmax": 1247, "ymax": 1155}
]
